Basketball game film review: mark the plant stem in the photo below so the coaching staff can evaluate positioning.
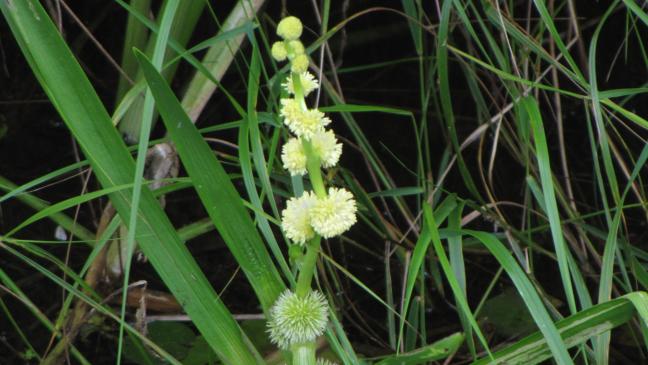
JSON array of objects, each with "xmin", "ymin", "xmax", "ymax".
[
  {"xmin": 303, "ymin": 139, "xmax": 326, "ymax": 198},
  {"xmin": 291, "ymin": 342, "xmax": 317, "ymax": 365},
  {"xmin": 295, "ymin": 236, "xmax": 322, "ymax": 296}
]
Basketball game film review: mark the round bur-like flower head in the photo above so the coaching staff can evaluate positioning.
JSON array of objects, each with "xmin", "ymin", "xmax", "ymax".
[
  {"xmin": 277, "ymin": 16, "xmax": 303, "ymax": 40},
  {"xmin": 311, "ymin": 130, "xmax": 342, "ymax": 168},
  {"xmin": 283, "ymin": 72, "xmax": 319, "ymax": 97},
  {"xmin": 310, "ymin": 188, "xmax": 357, "ymax": 238},
  {"xmin": 291, "ymin": 54, "xmax": 310, "ymax": 73},
  {"xmin": 271, "ymin": 41, "xmax": 288, "ymax": 61},
  {"xmin": 280, "ymin": 99, "xmax": 330, "ymax": 139},
  {"xmin": 281, "ymin": 137, "xmax": 307, "ymax": 176},
  {"xmin": 279, "ymin": 98, "xmax": 301, "ymax": 124},
  {"xmin": 267, "ymin": 290, "xmax": 329, "ymax": 349},
  {"xmin": 281, "ymin": 191, "xmax": 317, "ymax": 244}
]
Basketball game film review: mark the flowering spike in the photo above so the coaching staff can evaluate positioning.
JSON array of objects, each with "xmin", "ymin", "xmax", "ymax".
[{"xmin": 267, "ymin": 290, "xmax": 329, "ymax": 349}]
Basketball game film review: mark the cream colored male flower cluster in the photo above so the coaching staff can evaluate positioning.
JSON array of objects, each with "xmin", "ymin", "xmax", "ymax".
[
  {"xmin": 282, "ymin": 188, "xmax": 356, "ymax": 244},
  {"xmin": 271, "ymin": 16, "xmax": 357, "ymax": 246}
]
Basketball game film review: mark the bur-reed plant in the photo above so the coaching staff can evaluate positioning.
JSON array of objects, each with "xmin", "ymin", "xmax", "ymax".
[{"xmin": 1, "ymin": 1, "xmax": 648, "ymax": 365}]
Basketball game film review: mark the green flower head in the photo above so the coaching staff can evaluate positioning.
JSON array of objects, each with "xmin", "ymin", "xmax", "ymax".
[
  {"xmin": 267, "ymin": 290, "xmax": 329, "ymax": 349},
  {"xmin": 277, "ymin": 16, "xmax": 303, "ymax": 40},
  {"xmin": 291, "ymin": 54, "xmax": 310, "ymax": 73},
  {"xmin": 271, "ymin": 41, "xmax": 288, "ymax": 61}
]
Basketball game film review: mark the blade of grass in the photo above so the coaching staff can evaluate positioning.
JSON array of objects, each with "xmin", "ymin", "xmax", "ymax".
[
  {"xmin": 376, "ymin": 332, "xmax": 464, "ymax": 365},
  {"xmin": 421, "ymin": 205, "xmax": 493, "ymax": 359},
  {"xmin": 118, "ymin": 1, "xmax": 180, "ymax": 362},
  {"xmin": 116, "ymin": 0, "xmax": 151, "ymax": 100},
  {"xmin": 463, "ymin": 228, "xmax": 574, "ymax": 364},
  {"xmin": 239, "ymin": 39, "xmax": 292, "ymax": 281},
  {"xmin": 181, "ymin": 0, "xmax": 265, "ymax": 122},
  {"xmin": 118, "ymin": 0, "xmax": 206, "ymax": 142},
  {"xmin": 0, "ymin": 175, "xmax": 94, "ymax": 243},
  {"xmin": 522, "ymin": 96, "xmax": 577, "ymax": 314},
  {"xmin": 134, "ymin": 49, "xmax": 286, "ymax": 311},
  {"xmin": 470, "ymin": 296, "xmax": 637, "ymax": 365},
  {"xmin": 0, "ymin": 2, "xmax": 261, "ymax": 362}
]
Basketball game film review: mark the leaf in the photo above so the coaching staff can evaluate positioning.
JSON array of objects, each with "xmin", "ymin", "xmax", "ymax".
[
  {"xmin": 376, "ymin": 332, "xmax": 464, "ymax": 365},
  {"xmin": 0, "ymin": 2, "xmax": 261, "ymax": 363},
  {"xmin": 134, "ymin": 49, "xmax": 286, "ymax": 312},
  {"xmin": 471, "ymin": 297, "xmax": 638, "ymax": 365}
]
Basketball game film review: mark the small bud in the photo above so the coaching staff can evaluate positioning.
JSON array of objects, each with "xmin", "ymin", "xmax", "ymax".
[
  {"xmin": 277, "ymin": 16, "xmax": 303, "ymax": 40},
  {"xmin": 291, "ymin": 54, "xmax": 309, "ymax": 73},
  {"xmin": 271, "ymin": 41, "xmax": 288, "ymax": 61},
  {"xmin": 288, "ymin": 40, "xmax": 305, "ymax": 57}
]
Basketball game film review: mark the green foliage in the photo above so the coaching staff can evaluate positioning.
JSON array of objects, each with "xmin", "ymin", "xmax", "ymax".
[{"xmin": 1, "ymin": 0, "xmax": 648, "ymax": 364}]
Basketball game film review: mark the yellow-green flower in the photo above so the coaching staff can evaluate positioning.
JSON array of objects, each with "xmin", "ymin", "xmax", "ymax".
[
  {"xmin": 281, "ymin": 130, "xmax": 342, "ymax": 176},
  {"xmin": 310, "ymin": 188, "xmax": 357, "ymax": 238},
  {"xmin": 281, "ymin": 191, "xmax": 317, "ymax": 244},
  {"xmin": 283, "ymin": 72, "xmax": 319, "ymax": 97},
  {"xmin": 267, "ymin": 290, "xmax": 329, "ymax": 350},
  {"xmin": 281, "ymin": 137, "xmax": 308, "ymax": 176},
  {"xmin": 277, "ymin": 16, "xmax": 303, "ymax": 40},
  {"xmin": 312, "ymin": 130, "xmax": 342, "ymax": 168},
  {"xmin": 271, "ymin": 41, "xmax": 288, "ymax": 61},
  {"xmin": 291, "ymin": 54, "xmax": 310, "ymax": 73},
  {"xmin": 280, "ymin": 98, "xmax": 331, "ymax": 139},
  {"xmin": 287, "ymin": 40, "xmax": 305, "ymax": 57},
  {"xmin": 279, "ymin": 98, "xmax": 302, "ymax": 124}
]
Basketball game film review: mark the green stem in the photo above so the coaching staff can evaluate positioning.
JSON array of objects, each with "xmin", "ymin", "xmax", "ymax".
[
  {"xmin": 291, "ymin": 342, "xmax": 316, "ymax": 365},
  {"xmin": 295, "ymin": 236, "xmax": 322, "ymax": 297},
  {"xmin": 292, "ymin": 71, "xmax": 304, "ymax": 103},
  {"xmin": 302, "ymin": 139, "xmax": 326, "ymax": 198}
]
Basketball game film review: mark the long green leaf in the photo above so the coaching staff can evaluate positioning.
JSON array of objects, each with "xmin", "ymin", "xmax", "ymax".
[
  {"xmin": 522, "ymin": 96, "xmax": 576, "ymax": 314},
  {"xmin": 0, "ymin": 2, "xmax": 260, "ymax": 363},
  {"xmin": 376, "ymin": 332, "xmax": 464, "ymax": 365},
  {"xmin": 471, "ymin": 297, "xmax": 636, "ymax": 365},
  {"xmin": 463, "ymin": 230, "xmax": 573, "ymax": 365},
  {"xmin": 134, "ymin": 49, "xmax": 286, "ymax": 312}
]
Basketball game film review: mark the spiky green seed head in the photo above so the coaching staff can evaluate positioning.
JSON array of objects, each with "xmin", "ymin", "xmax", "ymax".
[{"xmin": 267, "ymin": 290, "xmax": 329, "ymax": 349}]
